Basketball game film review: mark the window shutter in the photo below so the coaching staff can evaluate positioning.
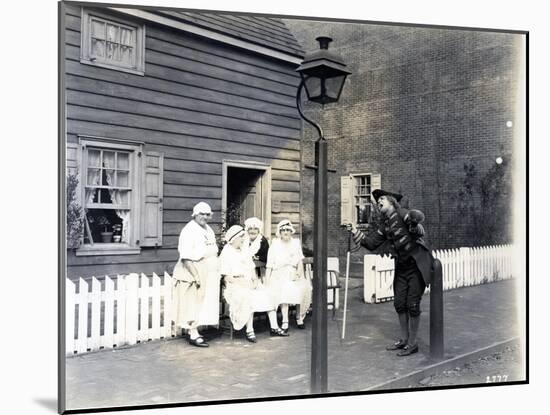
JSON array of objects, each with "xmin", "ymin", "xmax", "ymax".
[
  {"xmin": 66, "ymin": 143, "xmax": 79, "ymax": 176},
  {"xmin": 371, "ymin": 173, "xmax": 381, "ymax": 194},
  {"xmin": 340, "ymin": 175, "xmax": 353, "ymax": 225},
  {"xmin": 141, "ymin": 152, "xmax": 164, "ymax": 247}
]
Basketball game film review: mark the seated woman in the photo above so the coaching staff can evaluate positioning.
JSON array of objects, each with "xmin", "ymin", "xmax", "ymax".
[
  {"xmin": 219, "ymin": 225, "xmax": 288, "ymax": 342},
  {"xmin": 243, "ymin": 217, "xmax": 270, "ymax": 278},
  {"xmin": 265, "ymin": 220, "xmax": 312, "ymax": 334}
]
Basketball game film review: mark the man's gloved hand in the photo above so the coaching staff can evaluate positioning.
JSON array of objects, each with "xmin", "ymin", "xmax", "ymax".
[
  {"xmin": 409, "ymin": 223, "xmax": 425, "ymax": 237},
  {"xmin": 345, "ymin": 223, "xmax": 357, "ymax": 234}
]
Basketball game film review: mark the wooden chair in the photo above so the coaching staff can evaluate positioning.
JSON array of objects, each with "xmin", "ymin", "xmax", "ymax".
[{"xmin": 304, "ymin": 257, "xmax": 342, "ymax": 318}]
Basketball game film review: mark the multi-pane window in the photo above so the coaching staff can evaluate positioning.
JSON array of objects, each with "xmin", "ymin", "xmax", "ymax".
[
  {"xmin": 83, "ymin": 145, "xmax": 136, "ymax": 246},
  {"xmin": 354, "ymin": 175, "xmax": 372, "ymax": 225},
  {"xmin": 69, "ymin": 137, "xmax": 164, "ymax": 256},
  {"xmin": 81, "ymin": 9, "xmax": 145, "ymax": 75}
]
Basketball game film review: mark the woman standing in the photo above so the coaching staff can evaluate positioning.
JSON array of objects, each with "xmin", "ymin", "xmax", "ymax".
[
  {"xmin": 243, "ymin": 217, "xmax": 269, "ymax": 278},
  {"xmin": 172, "ymin": 202, "xmax": 220, "ymax": 347},
  {"xmin": 265, "ymin": 220, "xmax": 312, "ymax": 333},
  {"xmin": 220, "ymin": 225, "xmax": 287, "ymax": 342}
]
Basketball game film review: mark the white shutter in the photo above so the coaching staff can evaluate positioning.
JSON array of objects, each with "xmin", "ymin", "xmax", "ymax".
[
  {"xmin": 340, "ymin": 175, "xmax": 353, "ymax": 225},
  {"xmin": 66, "ymin": 143, "xmax": 79, "ymax": 176},
  {"xmin": 141, "ymin": 152, "xmax": 164, "ymax": 247},
  {"xmin": 371, "ymin": 173, "xmax": 381, "ymax": 196}
]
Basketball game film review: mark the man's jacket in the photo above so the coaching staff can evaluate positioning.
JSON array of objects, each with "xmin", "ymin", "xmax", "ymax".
[{"xmin": 353, "ymin": 208, "xmax": 434, "ymax": 286}]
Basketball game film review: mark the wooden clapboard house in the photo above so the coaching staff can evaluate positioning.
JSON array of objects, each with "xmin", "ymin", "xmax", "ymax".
[{"xmin": 62, "ymin": 2, "xmax": 304, "ymax": 279}]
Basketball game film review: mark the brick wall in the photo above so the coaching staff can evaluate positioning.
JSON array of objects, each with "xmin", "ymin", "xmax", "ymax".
[{"xmin": 284, "ymin": 20, "xmax": 522, "ymax": 257}]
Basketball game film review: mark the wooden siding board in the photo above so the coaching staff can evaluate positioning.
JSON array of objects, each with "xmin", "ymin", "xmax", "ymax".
[
  {"xmin": 163, "ymin": 197, "xmax": 222, "ymax": 210},
  {"xmin": 163, "ymin": 158, "xmax": 221, "ymax": 174},
  {"xmin": 164, "ymin": 183, "xmax": 221, "ymax": 199},
  {"xmin": 66, "ymin": 90, "xmax": 300, "ymax": 141},
  {"xmin": 65, "ymin": 45, "xmax": 297, "ymax": 106},
  {"xmin": 68, "ymin": 248, "xmax": 179, "ymax": 266},
  {"xmin": 65, "ymin": 64, "xmax": 300, "ymax": 119},
  {"xmin": 66, "ymin": 106, "xmax": 301, "ymax": 152},
  {"xmin": 139, "ymin": 141, "xmax": 300, "ymax": 164},
  {"xmin": 65, "ymin": 28, "xmax": 299, "ymax": 91},
  {"xmin": 66, "ymin": 75, "xmax": 300, "ymax": 130},
  {"xmin": 146, "ymin": 36, "xmax": 300, "ymax": 87},
  {"xmin": 146, "ymin": 26, "xmax": 300, "ymax": 76},
  {"xmin": 163, "ymin": 170, "xmax": 222, "ymax": 187},
  {"xmin": 145, "ymin": 49, "xmax": 297, "ymax": 96},
  {"xmin": 272, "ymin": 191, "xmax": 300, "ymax": 203}
]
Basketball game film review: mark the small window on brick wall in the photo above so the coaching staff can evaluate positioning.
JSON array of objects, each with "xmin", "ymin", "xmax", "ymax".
[
  {"xmin": 81, "ymin": 9, "xmax": 145, "ymax": 75},
  {"xmin": 340, "ymin": 173, "xmax": 381, "ymax": 227}
]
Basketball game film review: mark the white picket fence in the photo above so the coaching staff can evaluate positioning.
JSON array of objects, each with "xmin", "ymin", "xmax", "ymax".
[
  {"xmin": 66, "ymin": 258, "xmax": 341, "ymax": 356},
  {"xmin": 363, "ymin": 244, "xmax": 514, "ymax": 303},
  {"xmin": 66, "ymin": 272, "xmax": 176, "ymax": 356}
]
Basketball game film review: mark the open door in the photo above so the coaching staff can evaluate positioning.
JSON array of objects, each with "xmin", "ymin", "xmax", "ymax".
[{"xmin": 223, "ymin": 161, "xmax": 271, "ymax": 237}]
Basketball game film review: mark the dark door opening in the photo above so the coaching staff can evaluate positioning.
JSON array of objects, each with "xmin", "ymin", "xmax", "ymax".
[{"xmin": 226, "ymin": 167, "xmax": 264, "ymax": 227}]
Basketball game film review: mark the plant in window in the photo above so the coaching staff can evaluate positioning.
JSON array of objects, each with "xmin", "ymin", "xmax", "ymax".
[
  {"xmin": 88, "ymin": 214, "xmax": 113, "ymax": 243},
  {"xmin": 67, "ymin": 173, "xmax": 84, "ymax": 249}
]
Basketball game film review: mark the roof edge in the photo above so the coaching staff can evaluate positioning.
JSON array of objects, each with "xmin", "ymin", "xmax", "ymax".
[{"xmin": 109, "ymin": 7, "xmax": 304, "ymax": 65}]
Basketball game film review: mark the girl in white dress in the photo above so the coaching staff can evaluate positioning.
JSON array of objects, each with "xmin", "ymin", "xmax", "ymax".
[
  {"xmin": 219, "ymin": 225, "xmax": 287, "ymax": 342},
  {"xmin": 265, "ymin": 220, "xmax": 312, "ymax": 334}
]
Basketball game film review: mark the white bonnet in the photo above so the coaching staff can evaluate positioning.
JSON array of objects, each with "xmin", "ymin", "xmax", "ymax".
[{"xmin": 244, "ymin": 217, "xmax": 263, "ymax": 231}]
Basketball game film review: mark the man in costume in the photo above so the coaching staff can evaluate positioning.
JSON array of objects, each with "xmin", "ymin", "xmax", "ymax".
[{"xmin": 348, "ymin": 189, "xmax": 434, "ymax": 356}]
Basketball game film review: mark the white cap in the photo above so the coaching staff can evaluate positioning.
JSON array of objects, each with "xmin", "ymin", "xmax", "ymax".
[
  {"xmin": 225, "ymin": 225, "xmax": 245, "ymax": 243},
  {"xmin": 192, "ymin": 201, "xmax": 212, "ymax": 217},
  {"xmin": 244, "ymin": 217, "xmax": 263, "ymax": 231},
  {"xmin": 276, "ymin": 219, "xmax": 295, "ymax": 236}
]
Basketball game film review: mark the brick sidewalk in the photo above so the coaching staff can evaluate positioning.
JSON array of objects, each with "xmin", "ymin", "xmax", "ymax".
[{"xmin": 65, "ymin": 279, "xmax": 521, "ymax": 410}]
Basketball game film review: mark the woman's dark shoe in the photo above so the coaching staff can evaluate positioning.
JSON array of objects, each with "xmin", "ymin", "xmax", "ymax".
[
  {"xmin": 270, "ymin": 328, "xmax": 289, "ymax": 337},
  {"xmin": 397, "ymin": 344, "xmax": 418, "ymax": 356},
  {"xmin": 296, "ymin": 322, "xmax": 305, "ymax": 329},
  {"xmin": 386, "ymin": 339, "xmax": 407, "ymax": 351},
  {"xmin": 246, "ymin": 332, "xmax": 257, "ymax": 343},
  {"xmin": 189, "ymin": 336, "xmax": 209, "ymax": 347}
]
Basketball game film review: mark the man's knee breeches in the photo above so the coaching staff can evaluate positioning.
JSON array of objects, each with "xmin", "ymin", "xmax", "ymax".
[{"xmin": 393, "ymin": 260, "xmax": 426, "ymax": 317}]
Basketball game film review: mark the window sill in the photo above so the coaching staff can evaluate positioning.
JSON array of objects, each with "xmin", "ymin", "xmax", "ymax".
[
  {"xmin": 75, "ymin": 244, "xmax": 141, "ymax": 256},
  {"xmin": 80, "ymin": 58, "xmax": 145, "ymax": 76}
]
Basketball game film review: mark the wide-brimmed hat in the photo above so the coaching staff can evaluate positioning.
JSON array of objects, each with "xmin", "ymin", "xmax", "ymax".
[
  {"xmin": 372, "ymin": 189, "xmax": 403, "ymax": 203},
  {"xmin": 244, "ymin": 217, "xmax": 263, "ymax": 231},
  {"xmin": 276, "ymin": 219, "xmax": 295, "ymax": 236},
  {"xmin": 192, "ymin": 201, "xmax": 212, "ymax": 217},
  {"xmin": 225, "ymin": 225, "xmax": 245, "ymax": 243}
]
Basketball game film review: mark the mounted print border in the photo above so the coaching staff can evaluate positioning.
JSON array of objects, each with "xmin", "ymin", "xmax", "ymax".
[{"xmin": 58, "ymin": 1, "xmax": 528, "ymax": 413}]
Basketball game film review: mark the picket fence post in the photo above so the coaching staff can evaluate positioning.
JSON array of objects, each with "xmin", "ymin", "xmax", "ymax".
[
  {"xmin": 102, "ymin": 276, "xmax": 115, "ymax": 350},
  {"xmin": 163, "ymin": 272, "xmax": 174, "ymax": 338},
  {"xmin": 66, "ymin": 279, "xmax": 76, "ymax": 355},
  {"xmin": 151, "ymin": 273, "xmax": 161, "ymax": 341},
  {"xmin": 363, "ymin": 255, "xmax": 377, "ymax": 303},
  {"xmin": 125, "ymin": 273, "xmax": 139, "ymax": 346},
  {"xmin": 76, "ymin": 278, "xmax": 88, "ymax": 354},
  {"xmin": 115, "ymin": 275, "xmax": 126, "ymax": 347}
]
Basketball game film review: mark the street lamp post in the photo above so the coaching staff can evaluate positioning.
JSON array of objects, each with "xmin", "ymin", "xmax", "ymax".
[{"xmin": 295, "ymin": 36, "xmax": 351, "ymax": 394}]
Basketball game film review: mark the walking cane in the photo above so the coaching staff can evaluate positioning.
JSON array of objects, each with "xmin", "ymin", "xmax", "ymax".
[{"xmin": 341, "ymin": 227, "xmax": 352, "ymax": 340}]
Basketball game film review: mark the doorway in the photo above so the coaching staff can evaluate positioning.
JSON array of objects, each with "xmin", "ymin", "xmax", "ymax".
[{"xmin": 222, "ymin": 161, "xmax": 271, "ymax": 237}]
